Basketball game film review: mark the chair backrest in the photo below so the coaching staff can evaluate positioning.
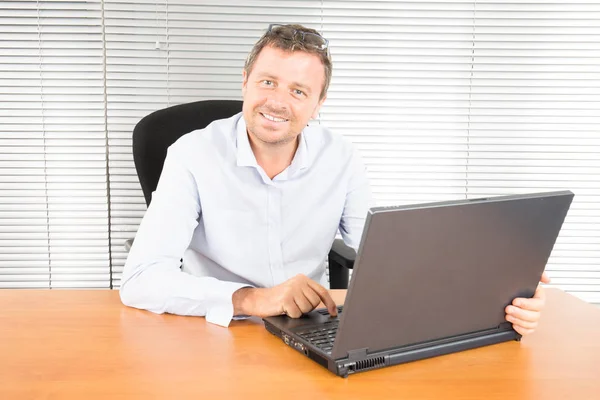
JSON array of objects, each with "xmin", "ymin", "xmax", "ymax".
[{"xmin": 132, "ymin": 99, "xmax": 243, "ymax": 206}]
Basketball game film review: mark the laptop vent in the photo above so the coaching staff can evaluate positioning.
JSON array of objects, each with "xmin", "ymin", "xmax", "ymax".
[{"xmin": 351, "ymin": 356, "xmax": 386, "ymax": 372}]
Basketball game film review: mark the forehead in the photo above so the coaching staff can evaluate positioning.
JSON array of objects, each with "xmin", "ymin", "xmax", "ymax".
[{"xmin": 250, "ymin": 45, "xmax": 325, "ymax": 89}]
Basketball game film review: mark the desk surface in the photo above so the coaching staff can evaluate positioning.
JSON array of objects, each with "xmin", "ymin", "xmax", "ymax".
[{"xmin": 1, "ymin": 289, "xmax": 599, "ymax": 400}]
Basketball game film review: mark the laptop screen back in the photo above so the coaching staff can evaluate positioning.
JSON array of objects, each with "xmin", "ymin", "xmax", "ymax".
[{"xmin": 331, "ymin": 191, "xmax": 573, "ymax": 360}]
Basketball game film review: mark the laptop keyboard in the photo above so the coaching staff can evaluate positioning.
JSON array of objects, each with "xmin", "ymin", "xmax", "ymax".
[{"xmin": 295, "ymin": 306, "xmax": 343, "ymax": 354}]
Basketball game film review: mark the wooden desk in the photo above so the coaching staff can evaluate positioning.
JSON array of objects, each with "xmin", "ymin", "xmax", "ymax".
[{"xmin": 1, "ymin": 289, "xmax": 599, "ymax": 399}]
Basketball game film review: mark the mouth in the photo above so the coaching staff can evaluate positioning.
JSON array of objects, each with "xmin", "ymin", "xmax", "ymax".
[{"xmin": 260, "ymin": 112, "xmax": 289, "ymax": 123}]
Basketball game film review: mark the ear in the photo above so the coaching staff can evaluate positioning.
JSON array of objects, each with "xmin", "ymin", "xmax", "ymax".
[
  {"xmin": 311, "ymin": 94, "xmax": 327, "ymax": 119},
  {"xmin": 242, "ymin": 69, "xmax": 248, "ymax": 97}
]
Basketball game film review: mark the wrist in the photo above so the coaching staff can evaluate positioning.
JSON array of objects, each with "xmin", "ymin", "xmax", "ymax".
[{"xmin": 232, "ymin": 287, "xmax": 254, "ymax": 316}]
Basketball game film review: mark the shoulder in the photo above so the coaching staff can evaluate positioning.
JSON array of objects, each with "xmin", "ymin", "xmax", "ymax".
[{"xmin": 167, "ymin": 112, "xmax": 241, "ymax": 161}]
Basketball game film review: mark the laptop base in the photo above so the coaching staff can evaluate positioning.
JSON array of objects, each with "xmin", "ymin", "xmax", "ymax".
[
  {"xmin": 335, "ymin": 329, "xmax": 519, "ymax": 377},
  {"xmin": 265, "ymin": 319, "xmax": 520, "ymax": 378}
]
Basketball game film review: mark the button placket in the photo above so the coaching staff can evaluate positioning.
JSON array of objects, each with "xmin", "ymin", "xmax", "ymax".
[{"xmin": 267, "ymin": 185, "xmax": 285, "ymax": 285}]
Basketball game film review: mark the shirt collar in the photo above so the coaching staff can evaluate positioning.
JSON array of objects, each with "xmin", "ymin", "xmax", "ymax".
[
  {"xmin": 235, "ymin": 116, "xmax": 258, "ymax": 168},
  {"xmin": 288, "ymin": 130, "xmax": 309, "ymax": 175},
  {"xmin": 235, "ymin": 115, "xmax": 310, "ymax": 177}
]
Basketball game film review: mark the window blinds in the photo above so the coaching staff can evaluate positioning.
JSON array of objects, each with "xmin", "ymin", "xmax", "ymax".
[
  {"xmin": 321, "ymin": 1, "xmax": 474, "ymax": 205},
  {"xmin": 0, "ymin": 0, "xmax": 109, "ymax": 288},
  {"xmin": 467, "ymin": 1, "xmax": 600, "ymax": 302},
  {"xmin": 320, "ymin": 0, "xmax": 600, "ymax": 303},
  {"xmin": 1, "ymin": 1, "xmax": 598, "ymax": 303}
]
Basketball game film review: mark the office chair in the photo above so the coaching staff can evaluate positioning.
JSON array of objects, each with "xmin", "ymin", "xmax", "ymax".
[{"xmin": 125, "ymin": 99, "xmax": 356, "ymax": 289}]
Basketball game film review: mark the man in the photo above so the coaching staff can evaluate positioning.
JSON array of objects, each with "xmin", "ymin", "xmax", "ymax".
[{"xmin": 120, "ymin": 24, "xmax": 549, "ymax": 335}]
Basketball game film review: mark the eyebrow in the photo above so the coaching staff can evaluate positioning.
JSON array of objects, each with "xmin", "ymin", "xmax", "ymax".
[{"xmin": 258, "ymin": 73, "xmax": 313, "ymax": 95}]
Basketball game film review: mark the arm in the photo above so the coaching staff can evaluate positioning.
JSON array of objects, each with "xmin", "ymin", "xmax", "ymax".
[
  {"xmin": 119, "ymin": 144, "xmax": 249, "ymax": 327},
  {"xmin": 338, "ymin": 148, "xmax": 372, "ymax": 251}
]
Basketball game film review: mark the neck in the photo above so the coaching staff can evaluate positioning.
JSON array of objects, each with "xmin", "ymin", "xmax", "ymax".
[{"xmin": 247, "ymin": 132, "xmax": 299, "ymax": 179}]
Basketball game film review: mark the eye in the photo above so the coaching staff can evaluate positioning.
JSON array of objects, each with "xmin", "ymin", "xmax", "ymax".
[
  {"xmin": 262, "ymin": 80, "xmax": 273, "ymax": 86},
  {"xmin": 293, "ymin": 89, "xmax": 305, "ymax": 97}
]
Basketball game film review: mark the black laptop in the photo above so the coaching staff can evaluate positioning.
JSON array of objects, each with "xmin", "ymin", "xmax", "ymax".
[{"xmin": 263, "ymin": 190, "xmax": 574, "ymax": 377}]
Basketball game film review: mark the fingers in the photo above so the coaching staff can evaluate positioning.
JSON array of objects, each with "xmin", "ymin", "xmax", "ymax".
[
  {"xmin": 513, "ymin": 325, "xmax": 535, "ymax": 336},
  {"xmin": 505, "ymin": 304, "xmax": 541, "ymax": 323},
  {"xmin": 279, "ymin": 275, "xmax": 338, "ymax": 319},
  {"xmin": 306, "ymin": 279, "xmax": 338, "ymax": 316},
  {"xmin": 294, "ymin": 292, "xmax": 316, "ymax": 314},
  {"xmin": 301, "ymin": 286, "xmax": 323, "ymax": 309},
  {"xmin": 505, "ymin": 285, "xmax": 547, "ymax": 336},
  {"xmin": 534, "ymin": 284, "xmax": 547, "ymax": 301},
  {"xmin": 282, "ymin": 299, "xmax": 302, "ymax": 318},
  {"xmin": 506, "ymin": 315, "xmax": 538, "ymax": 330},
  {"xmin": 540, "ymin": 271, "xmax": 551, "ymax": 284},
  {"xmin": 512, "ymin": 286, "xmax": 546, "ymax": 312},
  {"xmin": 282, "ymin": 281, "xmax": 328, "ymax": 318}
]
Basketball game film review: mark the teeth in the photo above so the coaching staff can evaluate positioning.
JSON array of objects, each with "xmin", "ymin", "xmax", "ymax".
[{"xmin": 262, "ymin": 113, "xmax": 287, "ymax": 122}]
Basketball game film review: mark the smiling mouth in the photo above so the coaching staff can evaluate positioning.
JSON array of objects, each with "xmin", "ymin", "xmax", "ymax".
[{"xmin": 260, "ymin": 112, "xmax": 289, "ymax": 123}]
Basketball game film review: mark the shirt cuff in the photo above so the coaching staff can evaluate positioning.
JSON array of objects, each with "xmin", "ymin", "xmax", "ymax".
[{"xmin": 205, "ymin": 282, "xmax": 253, "ymax": 328}]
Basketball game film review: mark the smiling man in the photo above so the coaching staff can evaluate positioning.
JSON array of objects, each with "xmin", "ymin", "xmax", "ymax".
[{"xmin": 120, "ymin": 24, "xmax": 549, "ymax": 335}]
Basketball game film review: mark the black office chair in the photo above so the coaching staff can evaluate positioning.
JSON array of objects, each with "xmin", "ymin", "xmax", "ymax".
[{"xmin": 126, "ymin": 99, "xmax": 356, "ymax": 289}]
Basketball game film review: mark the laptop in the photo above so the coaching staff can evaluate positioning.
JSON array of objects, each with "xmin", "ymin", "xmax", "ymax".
[{"xmin": 263, "ymin": 190, "xmax": 574, "ymax": 377}]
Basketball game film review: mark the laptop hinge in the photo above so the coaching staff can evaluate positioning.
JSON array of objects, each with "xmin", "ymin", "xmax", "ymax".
[
  {"xmin": 499, "ymin": 322, "xmax": 512, "ymax": 330},
  {"xmin": 346, "ymin": 348, "xmax": 369, "ymax": 361}
]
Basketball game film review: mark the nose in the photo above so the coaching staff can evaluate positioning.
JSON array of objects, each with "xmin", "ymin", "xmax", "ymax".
[{"xmin": 265, "ymin": 87, "xmax": 288, "ymax": 110}]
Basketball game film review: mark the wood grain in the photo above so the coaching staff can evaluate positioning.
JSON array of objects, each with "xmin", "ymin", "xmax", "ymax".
[{"xmin": 0, "ymin": 289, "xmax": 599, "ymax": 399}]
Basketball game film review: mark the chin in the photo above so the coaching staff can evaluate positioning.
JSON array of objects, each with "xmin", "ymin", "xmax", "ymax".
[
  {"xmin": 258, "ymin": 133, "xmax": 293, "ymax": 145},
  {"xmin": 254, "ymin": 124, "xmax": 292, "ymax": 142}
]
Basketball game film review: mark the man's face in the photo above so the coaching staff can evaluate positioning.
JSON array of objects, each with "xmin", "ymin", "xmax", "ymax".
[{"xmin": 242, "ymin": 45, "xmax": 327, "ymax": 147}]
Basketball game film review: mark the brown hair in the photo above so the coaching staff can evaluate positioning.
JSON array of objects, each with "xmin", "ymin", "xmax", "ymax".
[{"xmin": 244, "ymin": 24, "xmax": 332, "ymax": 100}]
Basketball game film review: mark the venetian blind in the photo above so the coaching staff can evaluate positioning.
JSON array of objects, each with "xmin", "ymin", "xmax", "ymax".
[
  {"xmin": 0, "ymin": 0, "xmax": 109, "ymax": 289},
  {"xmin": 320, "ymin": 0, "xmax": 599, "ymax": 303}
]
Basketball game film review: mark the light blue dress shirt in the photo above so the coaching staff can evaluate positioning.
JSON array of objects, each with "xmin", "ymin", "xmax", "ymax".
[{"xmin": 120, "ymin": 112, "xmax": 372, "ymax": 327}]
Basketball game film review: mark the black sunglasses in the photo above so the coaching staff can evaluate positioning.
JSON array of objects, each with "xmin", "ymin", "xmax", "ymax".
[{"xmin": 267, "ymin": 24, "xmax": 329, "ymax": 52}]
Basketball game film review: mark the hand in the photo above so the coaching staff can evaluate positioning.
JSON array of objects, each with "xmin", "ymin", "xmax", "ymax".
[
  {"xmin": 232, "ymin": 274, "xmax": 338, "ymax": 318},
  {"xmin": 505, "ymin": 271, "xmax": 551, "ymax": 336}
]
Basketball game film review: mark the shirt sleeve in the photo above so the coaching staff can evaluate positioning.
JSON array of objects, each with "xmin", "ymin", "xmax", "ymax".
[
  {"xmin": 339, "ymin": 147, "xmax": 373, "ymax": 251},
  {"xmin": 119, "ymin": 142, "xmax": 249, "ymax": 327}
]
